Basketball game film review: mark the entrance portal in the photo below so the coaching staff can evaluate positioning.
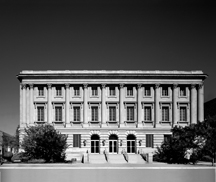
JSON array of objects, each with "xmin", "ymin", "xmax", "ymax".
[
  {"xmin": 91, "ymin": 134, "xmax": 100, "ymax": 153},
  {"xmin": 109, "ymin": 134, "xmax": 118, "ymax": 153},
  {"xmin": 127, "ymin": 134, "xmax": 136, "ymax": 153}
]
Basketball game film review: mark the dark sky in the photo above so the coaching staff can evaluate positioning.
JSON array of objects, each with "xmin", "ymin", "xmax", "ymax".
[{"xmin": 0, "ymin": 0, "xmax": 215, "ymax": 135}]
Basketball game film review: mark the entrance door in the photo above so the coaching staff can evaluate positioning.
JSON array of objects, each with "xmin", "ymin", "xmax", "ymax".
[
  {"xmin": 91, "ymin": 134, "xmax": 100, "ymax": 153},
  {"xmin": 109, "ymin": 134, "xmax": 118, "ymax": 153},
  {"xmin": 127, "ymin": 134, "xmax": 136, "ymax": 153}
]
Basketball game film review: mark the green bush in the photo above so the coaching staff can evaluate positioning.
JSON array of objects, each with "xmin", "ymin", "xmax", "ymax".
[
  {"xmin": 3, "ymin": 152, "xmax": 13, "ymax": 162},
  {"xmin": 11, "ymin": 152, "xmax": 30, "ymax": 162}
]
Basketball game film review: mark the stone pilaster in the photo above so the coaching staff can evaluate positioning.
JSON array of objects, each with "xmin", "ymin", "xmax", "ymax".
[
  {"xmin": 26, "ymin": 86, "xmax": 30, "ymax": 125},
  {"xmin": 119, "ymin": 84, "xmax": 124, "ymax": 127},
  {"xmin": 29, "ymin": 84, "xmax": 34, "ymax": 125},
  {"xmin": 22, "ymin": 84, "xmax": 26, "ymax": 126},
  {"xmin": 191, "ymin": 84, "xmax": 197, "ymax": 124},
  {"xmin": 65, "ymin": 84, "xmax": 70, "ymax": 127},
  {"xmin": 172, "ymin": 84, "xmax": 178, "ymax": 126},
  {"xmin": 137, "ymin": 84, "xmax": 142, "ymax": 127},
  {"xmin": 83, "ymin": 84, "xmax": 88, "ymax": 127},
  {"xmin": 47, "ymin": 84, "xmax": 52, "ymax": 124},
  {"xmin": 198, "ymin": 83, "xmax": 204, "ymax": 122},
  {"xmin": 101, "ymin": 84, "xmax": 106, "ymax": 126},
  {"xmin": 155, "ymin": 84, "xmax": 160, "ymax": 127},
  {"xmin": 20, "ymin": 84, "xmax": 23, "ymax": 127}
]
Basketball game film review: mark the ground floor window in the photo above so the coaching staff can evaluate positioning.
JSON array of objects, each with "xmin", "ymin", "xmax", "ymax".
[
  {"xmin": 146, "ymin": 134, "xmax": 154, "ymax": 148},
  {"xmin": 73, "ymin": 134, "xmax": 81, "ymax": 148},
  {"xmin": 127, "ymin": 134, "xmax": 136, "ymax": 153},
  {"xmin": 109, "ymin": 134, "xmax": 118, "ymax": 153},
  {"xmin": 91, "ymin": 134, "xmax": 100, "ymax": 153}
]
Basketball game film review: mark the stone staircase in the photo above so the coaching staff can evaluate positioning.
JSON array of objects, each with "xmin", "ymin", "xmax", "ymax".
[
  {"xmin": 127, "ymin": 154, "xmax": 146, "ymax": 164},
  {"xmin": 66, "ymin": 152, "xmax": 83, "ymax": 162},
  {"xmin": 89, "ymin": 154, "xmax": 107, "ymax": 164},
  {"xmin": 108, "ymin": 154, "xmax": 127, "ymax": 164}
]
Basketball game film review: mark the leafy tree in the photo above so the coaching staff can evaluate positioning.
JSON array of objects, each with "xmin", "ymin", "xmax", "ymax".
[{"xmin": 21, "ymin": 124, "xmax": 68, "ymax": 162}]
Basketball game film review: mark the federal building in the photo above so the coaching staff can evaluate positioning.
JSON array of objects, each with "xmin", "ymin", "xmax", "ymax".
[{"xmin": 17, "ymin": 70, "xmax": 207, "ymax": 161}]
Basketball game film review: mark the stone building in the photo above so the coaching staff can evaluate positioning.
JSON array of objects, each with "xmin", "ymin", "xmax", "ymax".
[{"xmin": 17, "ymin": 70, "xmax": 207, "ymax": 159}]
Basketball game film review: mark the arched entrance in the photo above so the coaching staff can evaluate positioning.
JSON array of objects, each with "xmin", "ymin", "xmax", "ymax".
[
  {"xmin": 109, "ymin": 134, "xmax": 118, "ymax": 153},
  {"xmin": 91, "ymin": 134, "xmax": 100, "ymax": 153},
  {"xmin": 127, "ymin": 134, "xmax": 136, "ymax": 153}
]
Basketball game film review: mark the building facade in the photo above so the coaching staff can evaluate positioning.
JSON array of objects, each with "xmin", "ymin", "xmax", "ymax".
[{"xmin": 17, "ymin": 70, "xmax": 207, "ymax": 157}]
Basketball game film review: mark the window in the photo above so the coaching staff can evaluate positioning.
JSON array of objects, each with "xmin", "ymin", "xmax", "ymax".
[
  {"xmin": 180, "ymin": 87, "xmax": 187, "ymax": 97},
  {"xmin": 127, "ymin": 106, "xmax": 134, "ymax": 121},
  {"xmin": 144, "ymin": 106, "xmax": 151, "ymax": 121},
  {"xmin": 73, "ymin": 134, "xmax": 81, "ymax": 148},
  {"xmin": 164, "ymin": 135, "xmax": 171, "ymax": 143},
  {"xmin": 180, "ymin": 107, "xmax": 187, "ymax": 121},
  {"xmin": 92, "ymin": 87, "xmax": 98, "ymax": 96},
  {"xmin": 127, "ymin": 87, "xmax": 133, "ymax": 96},
  {"xmin": 56, "ymin": 87, "xmax": 62, "ymax": 96},
  {"xmin": 74, "ymin": 86, "xmax": 80, "ymax": 96},
  {"xmin": 146, "ymin": 134, "xmax": 154, "ymax": 148},
  {"xmin": 109, "ymin": 107, "xmax": 116, "ymax": 121},
  {"xmin": 162, "ymin": 86, "xmax": 169, "ymax": 96},
  {"xmin": 38, "ymin": 87, "xmax": 44, "ymax": 96},
  {"xmin": 144, "ymin": 86, "xmax": 151, "ymax": 96},
  {"xmin": 162, "ymin": 107, "xmax": 169, "ymax": 121},
  {"xmin": 37, "ymin": 107, "xmax": 44, "ymax": 121},
  {"xmin": 55, "ymin": 106, "xmax": 62, "ymax": 121},
  {"xmin": 109, "ymin": 86, "xmax": 116, "ymax": 96},
  {"xmin": 91, "ymin": 106, "xmax": 98, "ymax": 121},
  {"xmin": 73, "ymin": 107, "xmax": 80, "ymax": 121}
]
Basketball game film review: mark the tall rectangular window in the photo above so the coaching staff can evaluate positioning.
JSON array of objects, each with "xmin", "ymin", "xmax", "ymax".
[
  {"xmin": 127, "ymin": 87, "xmax": 133, "ymax": 96},
  {"xmin": 180, "ymin": 87, "xmax": 186, "ymax": 96},
  {"xmin": 127, "ymin": 106, "xmax": 134, "ymax": 121},
  {"xmin": 74, "ymin": 87, "xmax": 80, "ymax": 96},
  {"xmin": 144, "ymin": 86, "xmax": 151, "ymax": 96},
  {"xmin": 37, "ymin": 107, "xmax": 44, "ymax": 121},
  {"xmin": 38, "ymin": 87, "xmax": 44, "ymax": 96},
  {"xmin": 56, "ymin": 87, "xmax": 62, "ymax": 96},
  {"xmin": 92, "ymin": 87, "xmax": 98, "ymax": 96},
  {"xmin": 146, "ymin": 134, "xmax": 154, "ymax": 148},
  {"xmin": 162, "ymin": 107, "xmax": 169, "ymax": 121},
  {"xmin": 109, "ymin": 87, "xmax": 116, "ymax": 96},
  {"xmin": 91, "ymin": 106, "xmax": 98, "ymax": 121},
  {"xmin": 55, "ymin": 106, "xmax": 62, "ymax": 121},
  {"xmin": 180, "ymin": 107, "xmax": 187, "ymax": 121},
  {"xmin": 162, "ymin": 87, "xmax": 169, "ymax": 96},
  {"xmin": 74, "ymin": 107, "xmax": 80, "ymax": 121},
  {"xmin": 144, "ymin": 106, "xmax": 151, "ymax": 121},
  {"xmin": 109, "ymin": 106, "xmax": 116, "ymax": 121},
  {"xmin": 73, "ymin": 134, "xmax": 81, "ymax": 148}
]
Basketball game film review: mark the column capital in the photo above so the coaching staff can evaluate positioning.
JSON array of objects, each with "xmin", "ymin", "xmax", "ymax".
[
  {"xmin": 65, "ymin": 83, "xmax": 70, "ymax": 89},
  {"xmin": 21, "ymin": 84, "xmax": 26, "ymax": 89},
  {"xmin": 29, "ymin": 84, "xmax": 34, "ymax": 89},
  {"xmin": 83, "ymin": 83, "xmax": 88, "ymax": 88},
  {"xmin": 102, "ymin": 84, "xmax": 106, "ymax": 88},
  {"xmin": 198, "ymin": 82, "xmax": 204, "ymax": 89},
  {"xmin": 173, "ymin": 84, "xmax": 178, "ymax": 89},
  {"xmin": 155, "ymin": 83, "xmax": 160, "ymax": 89},
  {"xmin": 47, "ymin": 83, "xmax": 52, "ymax": 89},
  {"xmin": 120, "ymin": 83, "xmax": 124, "ymax": 88},
  {"xmin": 191, "ymin": 84, "xmax": 196, "ymax": 89},
  {"xmin": 137, "ymin": 84, "xmax": 142, "ymax": 89}
]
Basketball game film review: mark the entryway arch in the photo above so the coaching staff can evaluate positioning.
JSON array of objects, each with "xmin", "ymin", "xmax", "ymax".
[
  {"xmin": 91, "ymin": 134, "xmax": 100, "ymax": 153},
  {"xmin": 109, "ymin": 134, "xmax": 118, "ymax": 153},
  {"xmin": 127, "ymin": 134, "xmax": 136, "ymax": 153}
]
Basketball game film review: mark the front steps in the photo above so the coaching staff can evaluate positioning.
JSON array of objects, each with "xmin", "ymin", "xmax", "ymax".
[
  {"xmin": 89, "ymin": 154, "xmax": 107, "ymax": 164},
  {"xmin": 127, "ymin": 154, "xmax": 146, "ymax": 164},
  {"xmin": 108, "ymin": 154, "xmax": 127, "ymax": 164},
  {"xmin": 66, "ymin": 152, "xmax": 83, "ymax": 162}
]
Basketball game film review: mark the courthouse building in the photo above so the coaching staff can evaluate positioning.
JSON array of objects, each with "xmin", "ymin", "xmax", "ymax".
[{"xmin": 17, "ymin": 70, "xmax": 207, "ymax": 158}]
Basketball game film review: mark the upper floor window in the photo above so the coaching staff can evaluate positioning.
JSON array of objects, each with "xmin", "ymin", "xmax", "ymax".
[
  {"xmin": 74, "ymin": 86, "xmax": 80, "ymax": 96},
  {"xmin": 73, "ymin": 107, "xmax": 81, "ymax": 121},
  {"xmin": 180, "ymin": 107, "xmax": 187, "ymax": 121},
  {"xmin": 38, "ymin": 87, "xmax": 44, "ymax": 96},
  {"xmin": 92, "ymin": 86, "xmax": 98, "ymax": 96},
  {"xmin": 180, "ymin": 86, "xmax": 187, "ymax": 97},
  {"xmin": 55, "ymin": 106, "xmax": 62, "ymax": 121},
  {"xmin": 109, "ymin": 106, "xmax": 116, "ymax": 121},
  {"xmin": 127, "ymin": 106, "xmax": 134, "ymax": 121},
  {"xmin": 91, "ymin": 106, "xmax": 98, "ymax": 121},
  {"xmin": 144, "ymin": 86, "xmax": 151, "ymax": 96},
  {"xmin": 127, "ymin": 87, "xmax": 133, "ymax": 96},
  {"xmin": 162, "ymin": 106, "xmax": 169, "ymax": 121},
  {"xmin": 109, "ymin": 86, "xmax": 116, "ymax": 96},
  {"xmin": 37, "ymin": 106, "xmax": 44, "ymax": 121},
  {"xmin": 162, "ymin": 86, "xmax": 169, "ymax": 96},
  {"xmin": 56, "ymin": 87, "xmax": 62, "ymax": 96},
  {"xmin": 144, "ymin": 106, "xmax": 151, "ymax": 121}
]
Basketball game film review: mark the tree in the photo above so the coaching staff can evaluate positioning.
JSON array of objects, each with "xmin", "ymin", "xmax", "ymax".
[{"xmin": 21, "ymin": 124, "xmax": 68, "ymax": 162}]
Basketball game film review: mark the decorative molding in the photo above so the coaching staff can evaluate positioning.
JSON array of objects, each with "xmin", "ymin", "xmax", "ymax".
[
  {"xmin": 125, "ymin": 130, "xmax": 137, "ymax": 137},
  {"xmin": 102, "ymin": 84, "xmax": 106, "ymax": 88},
  {"xmin": 47, "ymin": 84, "xmax": 52, "ymax": 89},
  {"xmin": 137, "ymin": 84, "xmax": 142, "ymax": 89},
  {"xmin": 155, "ymin": 83, "xmax": 160, "ymax": 89},
  {"xmin": 191, "ymin": 84, "xmax": 196, "ymax": 89},
  {"xmin": 83, "ymin": 84, "xmax": 88, "ymax": 88},
  {"xmin": 89, "ymin": 130, "xmax": 101, "ymax": 136},
  {"xmin": 108, "ymin": 130, "xmax": 119, "ymax": 136},
  {"xmin": 29, "ymin": 84, "xmax": 34, "ymax": 89},
  {"xmin": 173, "ymin": 84, "xmax": 178, "ymax": 89},
  {"xmin": 65, "ymin": 83, "xmax": 70, "ymax": 89},
  {"xmin": 21, "ymin": 84, "xmax": 26, "ymax": 89},
  {"xmin": 120, "ymin": 83, "xmax": 124, "ymax": 88},
  {"xmin": 198, "ymin": 83, "xmax": 203, "ymax": 89}
]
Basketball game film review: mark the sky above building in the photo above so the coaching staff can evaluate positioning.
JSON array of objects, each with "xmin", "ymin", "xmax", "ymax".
[{"xmin": 0, "ymin": 0, "xmax": 215, "ymax": 135}]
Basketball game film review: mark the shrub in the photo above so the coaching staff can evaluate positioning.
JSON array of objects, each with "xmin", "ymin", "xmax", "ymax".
[{"xmin": 3, "ymin": 152, "xmax": 13, "ymax": 162}]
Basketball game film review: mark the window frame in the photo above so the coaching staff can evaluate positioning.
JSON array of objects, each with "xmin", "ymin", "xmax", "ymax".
[
  {"xmin": 109, "ymin": 106, "xmax": 116, "ymax": 121},
  {"xmin": 146, "ymin": 134, "xmax": 154, "ymax": 148},
  {"xmin": 161, "ymin": 86, "xmax": 169, "ymax": 97},
  {"xmin": 73, "ymin": 106, "xmax": 81, "ymax": 121},
  {"xmin": 144, "ymin": 106, "xmax": 152, "ymax": 121},
  {"xmin": 127, "ymin": 106, "xmax": 134, "ymax": 121},
  {"xmin": 91, "ymin": 106, "xmax": 99, "ymax": 121},
  {"xmin": 38, "ymin": 86, "xmax": 44, "ymax": 97},
  {"xmin": 37, "ymin": 106, "xmax": 45, "ymax": 121},
  {"xmin": 56, "ymin": 86, "xmax": 62, "ymax": 97},
  {"xmin": 126, "ymin": 86, "xmax": 134, "ymax": 97},
  {"xmin": 109, "ymin": 86, "xmax": 116, "ymax": 97},
  {"xmin": 144, "ymin": 86, "xmax": 151, "ymax": 97},
  {"xmin": 55, "ymin": 106, "xmax": 62, "ymax": 121},
  {"xmin": 179, "ymin": 106, "xmax": 187, "ymax": 121},
  {"xmin": 91, "ymin": 86, "xmax": 98, "ymax": 97},
  {"xmin": 74, "ymin": 86, "xmax": 80, "ymax": 97},
  {"xmin": 162, "ymin": 106, "xmax": 169, "ymax": 121},
  {"xmin": 179, "ymin": 86, "xmax": 187, "ymax": 97}
]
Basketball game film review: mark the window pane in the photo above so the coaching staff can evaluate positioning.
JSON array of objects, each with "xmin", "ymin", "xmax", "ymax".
[
  {"xmin": 91, "ymin": 107, "xmax": 98, "ymax": 121},
  {"xmin": 109, "ymin": 107, "xmax": 116, "ymax": 121},
  {"xmin": 162, "ymin": 87, "xmax": 168, "ymax": 96},
  {"xmin": 73, "ymin": 134, "xmax": 81, "ymax": 148},
  {"xmin": 92, "ymin": 87, "xmax": 98, "ymax": 96},
  {"xmin": 144, "ymin": 107, "xmax": 151, "ymax": 121},
  {"xmin": 56, "ymin": 87, "xmax": 62, "ymax": 96},
  {"xmin": 146, "ymin": 134, "xmax": 154, "ymax": 148},
  {"xmin": 37, "ymin": 107, "xmax": 44, "ymax": 121},
  {"xmin": 180, "ymin": 107, "xmax": 187, "ymax": 121},
  {"xmin": 144, "ymin": 86, "xmax": 151, "ymax": 96},
  {"xmin": 55, "ymin": 107, "xmax": 62, "ymax": 121},
  {"xmin": 74, "ymin": 87, "xmax": 80, "ymax": 96},
  {"xmin": 109, "ymin": 87, "xmax": 116, "ymax": 96},
  {"xmin": 74, "ymin": 107, "xmax": 80, "ymax": 121},
  {"xmin": 127, "ymin": 107, "xmax": 134, "ymax": 121},
  {"xmin": 162, "ymin": 107, "xmax": 169, "ymax": 121},
  {"xmin": 180, "ymin": 87, "xmax": 186, "ymax": 96},
  {"xmin": 127, "ymin": 87, "xmax": 133, "ymax": 96},
  {"xmin": 38, "ymin": 87, "xmax": 44, "ymax": 96}
]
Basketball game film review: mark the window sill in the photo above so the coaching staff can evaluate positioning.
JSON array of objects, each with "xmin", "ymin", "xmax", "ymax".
[
  {"xmin": 125, "ymin": 121, "xmax": 137, "ymax": 124},
  {"xmin": 72, "ymin": 96, "xmax": 81, "ymax": 98},
  {"xmin": 107, "ymin": 121, "xmax": 118, "ymax": 124},
  {"xmin": 108, "ymin": 96, "xmax": 117, "ymax": 98},
  {"xmin": 126, "ymin": 96, "xmax": 135, "ymax": 98},
  {"xmin": 54, "ymin": 96, "xmax": 63, "ymax": 98},
  {"xmin": 36, "ymin": 96, "xmax": 46, "ymax": 99},
  {"xmin": 143, "ymin": 95, "xmax": 152, "ymax": 98},
  {"xmin": 161, "ymin": 95, "xmax": 170, "ymax": 98},
  {"xmin": 88, "ymin": 121, "xmax": 100, "ymax": 124},
  {"xmin": 52, "ymin": 121, "xmax": 64, "ymax": 124},
  {"xmin": 70, "ymin": 121, "xmax": 83, "ymax": 124},
  {"xmin": 177, "ymin": 121, "xmax": 188, "ymax": 124},
  {"xmin": 34, "ymin": 121, "xmax": 46, "ymax": 124}
]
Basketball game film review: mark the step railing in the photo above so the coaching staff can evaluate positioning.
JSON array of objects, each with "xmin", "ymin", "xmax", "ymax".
[
  {"xmin": 122, "ymin": 149, "xmax": 128, "ymax": 162},
  {"xmin": 104, "ymin": 149, "xmax": 109, "ymax": 162}
]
